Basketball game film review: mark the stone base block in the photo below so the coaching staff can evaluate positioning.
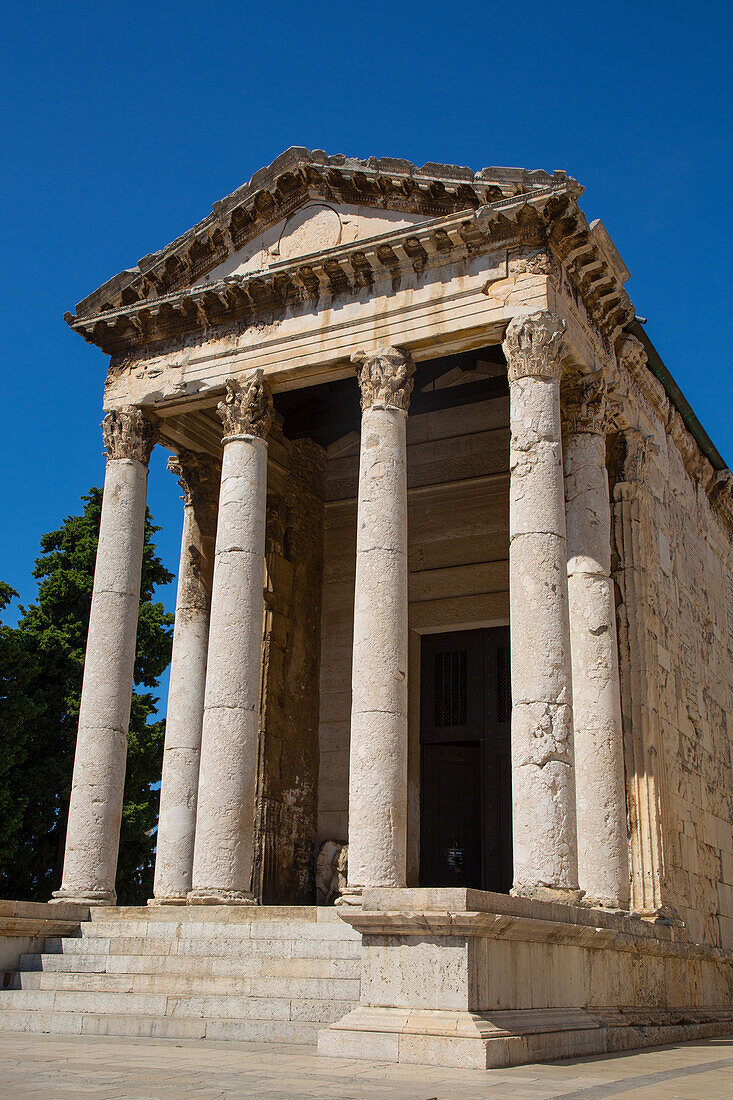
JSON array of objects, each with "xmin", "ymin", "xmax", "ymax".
[
  {"xmin": 319, "ymin": 1005, "xmax": 733, "ymax": 1069},
  {"xmin": 319, "ymin": 887, "xmax": 733, "ymax": 1069}
]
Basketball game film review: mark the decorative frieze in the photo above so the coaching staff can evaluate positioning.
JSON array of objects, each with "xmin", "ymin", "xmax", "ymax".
[
  {"xmin": 101, "ymin": 407, "xmax": 157, "ymax": 465},
  {"xmin": 352, "ymin": 346, "xmax": 415, "ymax": 411},
  {"xmin": 503, "ymin": 310, "xmax": 566, "ymax": 383},
  {"xmin": 216, "ymin": 371, "xmax": 273, "ymax": 440}
]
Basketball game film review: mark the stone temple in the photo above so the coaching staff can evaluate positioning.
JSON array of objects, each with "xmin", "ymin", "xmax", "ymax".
[{"xmin": 1, "ymin": 148, "xmax": 731, "ymax": 1067}]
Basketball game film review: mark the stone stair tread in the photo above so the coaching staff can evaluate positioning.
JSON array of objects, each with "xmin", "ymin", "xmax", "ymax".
[
  {"xmin": 0, "ymin": 987, "xmax": 353, "ymax": 1021},
  {"xmin": 0, "ymin": 1007, "xmax": 321, "ymax": 1043},
  {"xmin": 18, "ymin": 952, "xmax": 359, "ymax": 979},
  {"xmin": 11, "ymin": 972, "xmax": 360, "ymax": 999},
  {"xmin": 42, "ymin": 936, "xmax": 360, "ymax": 959}
]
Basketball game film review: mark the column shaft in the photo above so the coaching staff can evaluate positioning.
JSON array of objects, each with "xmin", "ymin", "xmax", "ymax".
[
  {"xmin": 345, "ymin": 348, "xmax": 414, "ymax": 897},
  {"xmin": 53, "ymin": 408, "xmax": 155, "ymax": 905},
  {"xmin": 189, "ymin": 374, "xmax": 272, "ymax": 903},
  {"xmin": 564, "ymin": 382, "xmax": 630, "ymax": 908},
  {"xmin": 503, "ymin": 312, "xmax": 580, "ymax": 901},
  {"xmin": 153, "ymin": 454, "xmax": 218, "ymax": 903}
]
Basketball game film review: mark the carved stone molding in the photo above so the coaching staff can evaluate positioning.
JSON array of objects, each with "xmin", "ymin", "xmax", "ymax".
[
  {"xmin": 503, "ymin": 311, "xmax": 567, "ymax": 384},
  {"xmin": 352, "ymin": 346, "xmax": 415, "ymax": 412},
  {"xmin": 102, "ymin": 407, "xmax": 157, "ymax": 465},
  {"xmin": 562, "ymin": 370, "xmax": 609, "ymax": 435},
  {"xmin": 167, "ymin": 450, "xmax": 220, "ymax": 513},
  {"xmin": 217, "ymin": 371, "xmax": 273, "ymax": 440}
]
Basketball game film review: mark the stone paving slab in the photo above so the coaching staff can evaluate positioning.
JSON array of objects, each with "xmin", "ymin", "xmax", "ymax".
[{"xmin": 0, "ymin": 1033, "xmax": 731, "ymax": 1099}]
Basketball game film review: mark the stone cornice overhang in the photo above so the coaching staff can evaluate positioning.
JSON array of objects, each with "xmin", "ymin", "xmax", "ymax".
[
  {"xmin": 68, "ymin": 147, "xmax": 579, "ymax": 323},
  {"xmin": 65, "ymin": 184, "xmax": 635, "ymax": 357}
]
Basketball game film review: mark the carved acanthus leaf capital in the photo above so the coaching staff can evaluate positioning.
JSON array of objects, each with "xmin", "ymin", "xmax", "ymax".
[
  {"xmin": 503, "ymin": 311, "xmax": 567, "ymax": 383},
  {"xmin": 102, "ymin": 407, "xmax": 157, "ymax": 465},
  {"xmin": 217, "ymin": 371, "xmax": 273, "ymax": 440},
  {"xmin": 352, "ymin": 346, "xmax": 415, "ymax": 412},
  {"xmin": 562, "ymin": 370, "xmax": 609, "ymax": 435},
  {"xmin": 167, "ymin": 451, "xmax": 220, "ymax": 511}
]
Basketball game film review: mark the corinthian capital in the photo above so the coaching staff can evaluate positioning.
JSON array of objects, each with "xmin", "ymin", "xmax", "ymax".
[
  {"xmin": 102, "ymin": 407, "xmax": 157, "ymax": 465},
  {"xmin": 562, "ymin": 371, "xmax": 609, "ymax": 435},
  {"xmin": 503, "ymin": 311, "xmax": 567, "ymax": 383},
  {"xmin": 352, "ymin": 346, "xmax": 415, "ymax": 412},
  {"xmin": 217, "ymin": 371, "xmax": 273, "ymax": 440},
  {"xmin": 167, "ymin": 451, "xmax": 220, "ymax": 513}
]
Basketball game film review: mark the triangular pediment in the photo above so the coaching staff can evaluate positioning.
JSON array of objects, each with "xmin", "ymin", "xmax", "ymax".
[
  {"xmin": 72, "ymin": 147, "xmax": 576, "ymax": 321},
  {"xmin": 195, "ymin": 202, "xmax": 431, "ymax": 285}
]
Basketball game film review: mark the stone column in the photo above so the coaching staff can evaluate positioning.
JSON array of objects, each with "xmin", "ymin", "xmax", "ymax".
[
  {"xmin": 53, "ymin": 407, "xmax": 156, "ymax": 905},
  {"xmin": 502, "ymin": 312, "xmax": 580, "ymax": 902},
  {"xmin": 152, "ymin": 453, "xmax": 219, "ymax": 904},
  {"xmin": 613, "ymin": 420, "xmax": 675, "ymax": 917},
  {"xmin": 342, "ymin": 347, "xmax": 415, "ymax": 903},
  {"xmin": 189, "ymin": 372, "xmax": 272, "ymax": 904},
  {"xmin": 563, "ymin": 375, "xmax": 630, "ymax": 909}
]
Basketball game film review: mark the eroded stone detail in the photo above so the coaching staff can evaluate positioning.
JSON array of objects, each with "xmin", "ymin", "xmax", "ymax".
[
  {"xmin": 101, "ymin": 407, "xmax": 157, "ymax": 464},
  {"xmin": 503, "ymin": 310, "xmax": 566, "ymax": 383},
  {"xmin": 563, "ymin": 371, "xmax": 609, "ymax": 436},
  {"xmin": 352, "ymin": 346, "xmax": 415, "ymax": 411},
  {"xmin": 217, "ymin": 371, "xmax": 273, "ymax": 439},
  {"xmin": 167, "ymin": 451, "xmax": 220, "ymax": 514}
]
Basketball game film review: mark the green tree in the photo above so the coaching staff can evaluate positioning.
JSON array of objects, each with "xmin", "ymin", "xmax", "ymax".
[{"xmin": 0, "ymin": 488, "xmax": 174, "ymax": 904}]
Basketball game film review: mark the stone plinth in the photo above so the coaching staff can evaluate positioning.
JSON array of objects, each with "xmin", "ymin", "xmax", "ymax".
[{"xmin": 319, "ymin": 888, "xmax": 733, "ymax": 1069}]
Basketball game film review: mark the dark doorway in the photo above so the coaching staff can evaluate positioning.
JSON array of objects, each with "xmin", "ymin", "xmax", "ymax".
[{"xmin": 419, "ymin": 627, "xmax": 512, "ymax": 893}]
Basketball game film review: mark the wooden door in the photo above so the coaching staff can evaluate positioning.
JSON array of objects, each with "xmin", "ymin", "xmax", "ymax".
[{"xmin": 419, "ymin": 627, "xmax": 512, "ymax": 892}]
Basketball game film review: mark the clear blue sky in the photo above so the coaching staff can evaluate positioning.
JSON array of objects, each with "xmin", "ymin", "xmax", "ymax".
[{"xmin": 2, "ymin": 0, "xmax": 732, "ymax": 632}]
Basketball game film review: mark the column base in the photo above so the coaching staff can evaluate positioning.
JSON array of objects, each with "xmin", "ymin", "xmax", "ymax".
[
  {"xmin": 50, "ymin": 887, "xmax": 116, "ymax": 907},
  {"xmin": 335, "ymin": 887, "xmax": 363, "ymax": 908},
  {"xmin": 147, "ymin": 896, "xmax": 189, "ymax": 907},
  {"xmin": 511, "ymin": 884, "xmax": 584, "ymax": 905},
  {"xmin": 187, "ymin": 889, "xmax": 257, "ymax": 905}
]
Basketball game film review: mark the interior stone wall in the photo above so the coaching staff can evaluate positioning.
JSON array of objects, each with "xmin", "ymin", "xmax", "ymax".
[
  {"xmin": 317, "ymin": 395, "xmax": 511, "ymax": 880},
  {"xmin": 651, "ymin": 433, "xmax": 733, "ymax": 948},
  {"xmin": 253, "ymin": 434, "xmax": 326, "ymax": 904}
]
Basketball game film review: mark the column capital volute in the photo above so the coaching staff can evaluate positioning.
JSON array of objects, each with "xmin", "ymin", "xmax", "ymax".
[
  {"xmin": 217, "ymin": 371, "xmax": 273, "ymax": 440},
  {"xmin": 562, "ymin": 370, "xmax": 610, "ymax": 436},
  {"xmin": 352, "ymin": 346, "xmax": 415, "ymax": 412},
  {"xmin": 167, "ymin": 450, "xmax": 220, "ymax": 512},
  {"xmin": 502, "ymin": 310, "xmax": 567, "ymax": 384},
  {"xmin": 102, "ymin": 406, "xmax": 157, "ymax": 465}
]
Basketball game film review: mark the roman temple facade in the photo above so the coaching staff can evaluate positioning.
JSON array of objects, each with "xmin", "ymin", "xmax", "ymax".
[{"xmin": 3, "ymin": 149, "xmax": 731, "ymax": 1067}]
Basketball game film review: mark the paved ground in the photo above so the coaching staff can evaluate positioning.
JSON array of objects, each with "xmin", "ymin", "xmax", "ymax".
[{"xmin": 0, "ymin": 1034, "xmax": 731, "ymax": 1099}]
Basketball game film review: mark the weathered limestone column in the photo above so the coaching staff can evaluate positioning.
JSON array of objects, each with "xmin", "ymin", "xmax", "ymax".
[
  {"xmin": 342, "ymin": 347, "xmax": 415, "ymax": 903},
  {"xmin": 53, "ymin": 407, "xmax": 156, "ymax": 905},
  {"xmin": 189, "ymin": 373, "xmax": 272, "ymax": 904},
  {"xmin": 152, "ymin": 453, "xmax": 219, "ymax": 904},
  {"xmin": 502, "ymin": 312, "xmax": 580, "ymax": 902},
  {"xmin": 563, "ymin": 375, "xmax": 630, "ymax": 908}
]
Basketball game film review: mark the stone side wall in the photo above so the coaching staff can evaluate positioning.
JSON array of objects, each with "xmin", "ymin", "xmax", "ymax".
[
  {"xmin": 317, "ymin": 395, "xmax": 511, "ymax": 875},
  {"xmin": 253, "ymin": 436, "xmax": 326, "ymax": 905},
  {"xmin": 652, "ymin": 432, "xmax": 733, "ymax": 948}
]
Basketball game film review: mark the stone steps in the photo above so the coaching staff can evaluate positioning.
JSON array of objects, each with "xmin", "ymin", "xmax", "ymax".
[
  {"xmin": 0, "ymin": 906, "xmax": 360, "ymax": 1045},
  {"xmin": 17, "ymin": 951, "xmax": 359, "ymax": 978}
]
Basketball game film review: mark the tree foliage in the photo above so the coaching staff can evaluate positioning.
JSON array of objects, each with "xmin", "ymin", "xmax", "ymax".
[{"xmin": 0, "ymin": 488, "xmax": 173, "ymax": 904}]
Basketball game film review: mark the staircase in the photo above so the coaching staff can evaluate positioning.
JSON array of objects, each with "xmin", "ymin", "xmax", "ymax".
[{"xmin": 0, "ymin": 906, "xmax": 361, "ymax": 1043}]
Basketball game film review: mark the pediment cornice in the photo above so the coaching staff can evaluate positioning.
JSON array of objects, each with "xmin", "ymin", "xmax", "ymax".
[
  {"xmin": 67, "ymin": 180, "xmax": 634, "ymax": 356},
  {"xmin": 67, "ymin": 148, "xmax": 581, "ymax": 326}
]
